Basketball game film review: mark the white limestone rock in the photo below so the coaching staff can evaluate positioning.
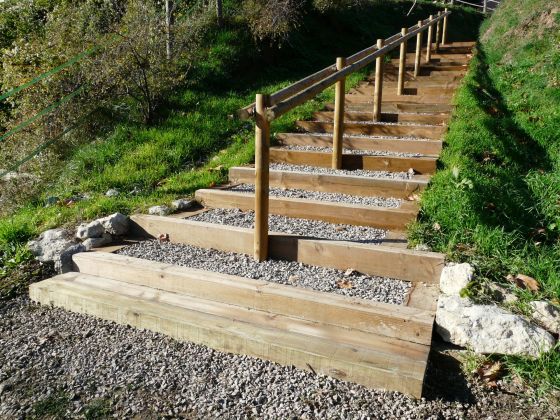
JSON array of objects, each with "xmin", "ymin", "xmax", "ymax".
[
  {"xmin": 82, "ymin": 233, "xmax": 113, "ymax": 250},
  {"xmin": 27, "ymin": 229, "xmax": 76, "ymax": 263},
  {"xmin": 436, "ymin": 295, "xmax": 556, "ymax": 357},
  {"xmin": 530, "ymin": 300, "xmax": 560, "ymax": 335},
  {"xmin": 105, "ymin": 189, "xmax": 120, "ymax": 197},
  {"xmin": 58, "ymin": 243, "xmax": 86, "ymax": 273},
  {"xmin": 98, "ymin": 213, "xmax": 129, "ymax": 236},
  {"xmin": 171, "ymin": 199, "xmax": 195, "ymax": 211},
  {"xmin": 149, "ymin": 205, "xmax": 171, "ymax": 216},
  {"xmin": 76, "ymin": 220, "xmax": 105, "ymax": 239},
  {"xmin": 440, "ymin": 263, "xmax": 474, "ymax": 296}
]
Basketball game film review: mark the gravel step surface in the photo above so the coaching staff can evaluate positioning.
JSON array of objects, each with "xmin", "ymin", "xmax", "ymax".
[
  {"xmin": 189, "ymin": 208, "xmax": 387, "ymax": 244},
  {"xmin": 308, "ymin": 119, "xmax": 439, "ymax": 128},
  {"xmin": 4, "ymin": 297, "xmax": 552, "ymax": 419},
  {"xmin": 228, "ymin": 184, "xmax": 401, "ymax": 207},
  {"xmin": 289, "ymin": 131, "xmax": 435, "ymax": 141},
  {"xmin": 279, "ymin": 145, "xmax": 422, "ymax": 157},
  {"xmin": 116, "ymin": 241, "xmax": 410, "ymax": 303},
  {"xmin": 269, "ymin": 162, "xmax": 415, "ymax": 179}
]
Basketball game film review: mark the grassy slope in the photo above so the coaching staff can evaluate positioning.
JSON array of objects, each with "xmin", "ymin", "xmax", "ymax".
[{"xmin": 411, "ymin": 0, "xmax": 560, "ymax": 393}]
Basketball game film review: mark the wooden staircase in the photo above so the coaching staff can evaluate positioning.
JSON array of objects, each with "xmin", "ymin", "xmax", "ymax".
[{"xmin": 30, "ymin": 41, "xmax": 474, "ymax": 398}]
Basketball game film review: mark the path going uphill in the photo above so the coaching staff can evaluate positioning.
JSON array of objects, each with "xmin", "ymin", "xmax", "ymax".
[{"xmin": 30, "ymin": 22, "xmax": 474, "ymax": 398}]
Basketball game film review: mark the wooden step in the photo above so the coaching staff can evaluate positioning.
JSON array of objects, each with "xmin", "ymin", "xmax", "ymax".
[
  {"xmin": 403, "ymin": 52, "xmax": 471, "ymax": 62},
  {"xmin": 378, "ymin": 73, "xmax": 464, "ymax": 83},
  {"xmin": 269, "ymin": 147, "xmax": 438, "ymax": 174},
  {"xmin": 276, "ymin": 133, "xmax": 442, "ymax": 155},
  {"xmin": 313, "ymin": 111, "xmax": 449, "ymax": 125},
  {"xmin": 30, "ymin": 272, "xmax": 430, "ymax": 396},
  {"xmin": 229, "ymin": 166, "xmax": 429, "ymax": 198},
  {"xmin": 336, "ymin": 102, "xmax": 455, "ymax": 113},
  {"xmin": 194, "ymin": 188, "xmax": 418, "ymax": 230},
  {"xmin": 295, "ymin": 121, "xmax": 445, "ymax": 139},
  {"xmin": 346, "ymin": 93, "xmax": 453, "ymax": 105},
  {"xmin": 352, "ymin": 84, "xmax": 457, "ymax": 96},
  {"xmin": 72, "ymin": 252, "xmax": 435, "ymax": 345},
  {"xmin": 130, "ymin": 215, "xmax": 445, "ymax": 284}
]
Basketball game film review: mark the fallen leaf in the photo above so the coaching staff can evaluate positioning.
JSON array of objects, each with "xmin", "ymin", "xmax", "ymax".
[
  {"xmin": 407, "ymin": 168, "xmax": 416, "ymax": 175},
  {"xmin": 288, "ymin": 275, "xmax": 300, "ymax": 283},
  {"xmin": 336, "ymin": 279, "xmax": 353, "ymax": 289},
  {"xmin": 506, "ymin": 273, "xmax": 539, "ymax": 292},
  {"xmin": 407, "ymin": 193, "xmax": 420, "ymax": 201},
  {"xmin": 344, "ymin": 268, "xmax": 356, "ymax": 277},
  {"xmin": 476, "ymin": 360, "xmax": 503, "ymax": 388},
  {"xmin": 158, "ymin": 233, "xmax": 170, "ymax": 243},
  {"xmin": 335, "ymin": 226, "xmax": 346, "ymax": 232}
]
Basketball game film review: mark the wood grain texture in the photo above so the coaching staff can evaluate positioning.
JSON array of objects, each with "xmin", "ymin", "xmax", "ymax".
[{"xmin": 295, "ymin": 120, "xmax": 445, "ymax": 139}]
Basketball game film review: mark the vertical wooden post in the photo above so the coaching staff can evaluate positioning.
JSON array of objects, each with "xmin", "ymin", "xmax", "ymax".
[
  {"xmin": 442, "ymin": 8, "xmax": 449, "ymax": 46},
  {"xmin": 414, "ymin": 20, "xmax": 423, "ymax": 78},
  {"xmin": 332, "ymin": 57, "xmax": 346, "ymax": 169},
  {"xmin": 254, "ymin": 93, "xmax": 270, "ymax": 262},
  {"xmin": 483, "ymin": 0, "xmax": 487, "ymax": 14},
  {"xmin": 397, "ymin": 28, "xmax": 408, "ymax": 95},
  {"xmin": 373, "ymin": 39, "xmax": 384, "ymax": 122},
  {"xmin": 426, "ymin": 15, "xmax": 434, "ymax": 62},
  {"xmin": 435, "ymin": 12, "xmax": 441, "ymax": 53}
]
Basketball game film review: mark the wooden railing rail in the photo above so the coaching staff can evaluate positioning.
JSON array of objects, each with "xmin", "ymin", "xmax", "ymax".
[{"xmin": 239, "ymin": 9, "xmax": 452, "ymax": 260}]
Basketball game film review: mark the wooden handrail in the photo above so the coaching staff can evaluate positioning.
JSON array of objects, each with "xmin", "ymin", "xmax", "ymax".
[{"xmin": 237, "ymin": 11, "xmax": 449, "ymax": 121}]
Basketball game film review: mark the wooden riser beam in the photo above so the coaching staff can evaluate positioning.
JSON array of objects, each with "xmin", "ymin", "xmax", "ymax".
[
  {"xmin": 129, "ymin": 215, "xmax": 445, "ymax": 284},
  {"xmin": 195, "ymin": 188, "xmax": 417, "ymax": 230},
  {"xmin": 295, "ymin": 121, "xmax": 445, "ymax": 139},
  {"xmin": 269, "ymin": 148, "xmax": 438, "ymax": 174},
  {"xmin": 30, "ymin": 273, "xmax": 428, "ymax": 397},
  {"xmin": 335, "ymin": 102, "xmax": 454, "ymax": 113},
  {"xmin": 276, "ymin": 133, "xmax": 442, "ymax": 156},
  {"xmin": 377, "ymin": 73, "xmax": 464, "ymax": 83},
  {"xmin": 72, "ymin": 252, "xmax": 434, "ymax": 345},
  {"xmin": 346, "ymin": 93, "xmax": 452, "ymax": 105},
  {"xmin": 228, "ymin": 166, "xmax": 429, "ymax": 199},
  {"xmin": 352, "ymin": 85, "xmax": 457, "ymax": 95},
  {"xmin": 313, "ymin": 111, "xmax": 449, "ymax": 125}
]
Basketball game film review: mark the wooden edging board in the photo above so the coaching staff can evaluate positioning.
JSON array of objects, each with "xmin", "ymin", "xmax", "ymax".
[
  {"xmin": 129, "ymin": 214, "xmax": 445, "ymax": 285},
  {"xmin": 295, "ymin": 120, "xmax": 445, "ymax": 139}
]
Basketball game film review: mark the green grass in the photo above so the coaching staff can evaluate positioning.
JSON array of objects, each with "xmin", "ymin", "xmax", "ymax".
[
  {"xmin": 410, "ymin": 0, "xmax": 560, "ymax": 394},
  {"xmin": 31, "ymin": 391, "xmax": 70, "ymax": 419}
]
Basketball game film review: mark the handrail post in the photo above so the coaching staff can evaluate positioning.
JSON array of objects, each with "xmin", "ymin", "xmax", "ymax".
[
  {"xmin": 397, "ymin": 28, "xmax": 408, "ymax": 95},
  {"xmin": 442, "ymin": 9, "xmax": 449, "ymax": 46},
  {"xmin": 426, "ymin": 15, "xmax": 434, "ymax": 62},
  {"xmin": 483, "ymin": 0, "xmax": 487, "ymax": 14},
  {"xmin": 414, "ymin": 20, "xmax": 423, "ymax": 78},
  {"xmin": 373, "ymin": 39, "xmax": 384, "ymax": 122},
  {"xmin": 254, "ymin": 93, "xmax": 271, "ymax": 262},
  {"xmin": 332, "ymin": 57, "xmax": 346, "ymax": 169},
  {"xmin": 435, "ymin": 11, "xmax": 442, "ymax": 53}
]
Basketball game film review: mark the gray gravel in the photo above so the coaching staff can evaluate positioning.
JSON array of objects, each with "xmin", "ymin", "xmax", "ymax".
[
  {"xmin": 2, "ymin": 297, "xmax": 556, "ymax": 419},
  {"xmin": 228, "ymin": 184, "xmax": 402, "ymax": 207},
  {"xmin": 292, "ymin": 131, "xmax": 434, "ymax": 141},
  {"xmin": 270, "ymin": 162, "xmax": 414, "ymax": 179},
  {"xmin": 280, "ymin": 145, "xmax": 422, "ymax": 157},
  {"xmin": 116, "ymin": 240, "xmax": 410, "ymax": 303},
  {"xmin": 189, "ymin": 208, "xmax": 387, "ymax": 244}
]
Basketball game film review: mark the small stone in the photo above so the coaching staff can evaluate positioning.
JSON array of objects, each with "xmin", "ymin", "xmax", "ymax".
[
  {"xmin": 83, "ymin": 233, "xmax": 112, "ymax": 250},
  {"xmin": 149, "ymin": 205, "xmax": 171, "ymax": 216},
  {"xmin": 105, "ymin": 189, "xmax": 120, "ymax": 197},
  {"xmin": 414, "ymin": 244, "xmax": 431, "ymax": 252},
  {"xmin": 171, "ymin": 199, "xmax": 195, "ymax": 211},
  {"xmin": 440, "ymin": 263, "xmax": 474, "ymax": 296},
  {"xmin": 57, "ymin": 243, "xmax": 86, "ymax": 273},
  {"xmin": 530, "ymin": 301, "xmax": 560, "ymax": 335},
  {"xmin": 98, "ymin": 213, "xmax": 129, "ymax": 236},
  {"xmin": 76, "ymin": 220, "xmax": 105, "ymax": 240},
  {"xmin": 436, "ymin": 295, "xmax": 556, "ymax": 357}
]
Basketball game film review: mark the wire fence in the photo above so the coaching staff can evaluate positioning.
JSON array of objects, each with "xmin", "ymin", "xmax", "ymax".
[{"xmin": 439, "ymin": 0, "xmax": 500, "ymax": 13}]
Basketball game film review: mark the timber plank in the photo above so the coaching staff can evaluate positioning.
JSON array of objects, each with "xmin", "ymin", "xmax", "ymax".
[
  {"xmin": 129, "ymin": 215, "xmax": 445, "ymax": 284},
  {"xmin": 269, "ymin": 148, "xmax": 438, "ymax": 174},
  {"xmin": 228, "ymin": 166, "xmax": 429, "ymax": 198},
  {"xmin": 336, "ymin": 102, "xmax": 455, "ymax": 113},
  {"xmin": 72, "ymin": 252, "xmax": 434, "ymax": 345},
  {"xmin": 30, "ymin": 273, "xmax": 428, "ymax": 396},
  {"xmin": 346, "ymin": 93, "xmax": 453, "ymax": 105},
  {"xmin": 313, "ymin": 111, "xmax": 449, "ymax": 125},
  {"xmin": 194, "ymin": 188, "xmax": 418, "ymax": 230},
  {"xmin": 276, "ymin": 133, "xmax": 442, "ymax": 155},
  {"xmin": 295, "ymin": 121, "xmax": 445, "ymax": 139}
]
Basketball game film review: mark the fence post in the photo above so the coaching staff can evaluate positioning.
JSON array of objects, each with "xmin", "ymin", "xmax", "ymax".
[
  {"xmin": 483, "ymin": 0, "xmax": 487, "ymax": 14},
  {"xmin": 426, "ymin": 15, "xmax": 434, "ymax": 62},
  {"xmin": 373, "ymin": 39, "xmax": 384, "ymax": 121},
  {"xmin": 435, "ymin": 12, "xmax": 441, "ymax": 53},
  {"xmin": 332, "ymin": 57, "xmax": 346, "ymax": 169},
  {"xmin": 397, "ymin": 28, "xmax": 408, "ymax": 95},
  {"xmin": 414, "ymin": 20, "xmax": 423, "ymax": 78},
  {"xmin": 442, "ymin": 8, "xmax": 449, "ymax": 46},
  {"xmin": 254, "ymin": 93, "xmax": 270, "ymax": 262}
]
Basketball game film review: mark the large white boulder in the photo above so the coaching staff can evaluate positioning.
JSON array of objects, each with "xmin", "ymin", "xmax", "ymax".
[
  {"xmin": 530, "ymin": 300, "xmax": 560, "ymax": 335},
  {"xmin": 98, "ymin": 213, "xmax": 129, "ymax": 236},
  {"xmin": 436, "ymin": 295, "xmax": 556, "ymax": 357},
  {"xmin": 27, "ymin": 229, "xmax": 85, "ymax": 273},
  {"xmin": 440, "ymin": 262, "xmax": 474, "ymax": 296},
  {"xmin": 76, "ymin": 220, "xmax": 105, "ymax": 239}
]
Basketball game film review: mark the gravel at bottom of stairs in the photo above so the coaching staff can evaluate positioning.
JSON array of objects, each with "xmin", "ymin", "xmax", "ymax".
[{"xmin": 116, "ymin": 240, "xmax": 410, "ymax": 304}]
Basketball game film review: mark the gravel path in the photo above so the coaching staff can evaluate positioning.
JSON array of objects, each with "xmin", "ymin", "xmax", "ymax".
[
  {"xmin": 228, "ymin": 184, "xmax": 401, "ymax": 207},
  {"xmin": 116, "ymin": 241, "xmax": 410, "ymax": 303},
  {"xmin": 2, "ymin": 297, "xmax": 557, "ymax": 419},
  {"xmin": 189, "ymin": 208, "xmax": 387, "ymax": 243},
  {"xmin": 270, "ymin": 162, "xmax": 414, "ymax": 179},
  {"xmin": 295, "ymin": 131, "xmax": 434, "ymax": 141},
  {"xmin": 279, "ymin": 145, "xmax": 422, "ymax": 157}
]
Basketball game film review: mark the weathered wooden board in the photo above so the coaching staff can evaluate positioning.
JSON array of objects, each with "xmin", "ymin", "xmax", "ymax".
[
  {"xmin": 312, "ymin": 111, "xmax": 449, "ymax": 125},
  {"xmin": 195, "ymin": 188, "xmax": 418, "ymax": 230},
  {"xmin": 336, "ymin": 102, "xmax": 454, "ymax": 113},
  {"xmin": 294, "ymin": 120, "xmax": 445, "ymax": 139},
  {"xmin": 346, "ymin": 93, "xmax": 453, "ymax": 105},
  {"xmin": 129, "ymin": 215, "xmax": 445, "ymax": 284},
  {"xmin": 269, "ymin": 148, "xmax": 438, "ymax": 174}
]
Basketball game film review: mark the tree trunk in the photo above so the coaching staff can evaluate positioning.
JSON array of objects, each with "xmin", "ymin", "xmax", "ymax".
[{"xmin": 165, "ymin": 0, "xmax": 174, "ymax": 60}]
